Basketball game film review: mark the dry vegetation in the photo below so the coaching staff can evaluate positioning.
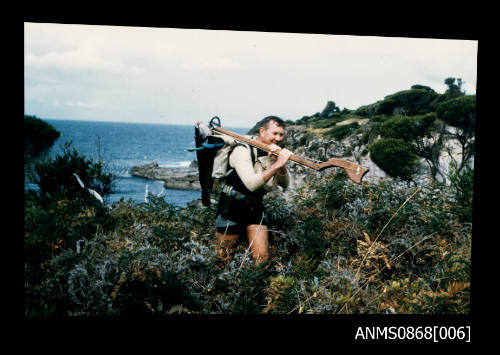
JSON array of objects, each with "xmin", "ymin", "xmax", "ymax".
[{"xmin": 25, "ymin": 162, "xmax": 472, "ymax": 316}]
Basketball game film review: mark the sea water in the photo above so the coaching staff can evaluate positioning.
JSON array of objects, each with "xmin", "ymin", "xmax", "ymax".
[{"xmin": 30, "ymin": 119, "xmax": 249, "ymax": 207}]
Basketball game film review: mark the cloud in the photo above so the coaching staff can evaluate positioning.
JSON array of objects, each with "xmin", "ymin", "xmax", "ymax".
[
  {"xmin": 64, "ymin": 101, "xmax": 97, "ymax": 109},
  {"xmin": 181, "ymin": 56, "xmax": 242, "ymax": 71},
  {"xmin": 25, "ymin": 49, "xmax": 144, "ymax": 74}
]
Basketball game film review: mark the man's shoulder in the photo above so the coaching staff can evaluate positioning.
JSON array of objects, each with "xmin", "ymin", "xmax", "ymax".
[
  {"xmin": 230, "ymin": 143, "xmax": 255, "ymax": 164},
  {"xmin": 232, "ymin": 143, "xmax": 252, "ymax": 153}
]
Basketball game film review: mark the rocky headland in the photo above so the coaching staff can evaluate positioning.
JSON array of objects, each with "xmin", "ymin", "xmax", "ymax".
[{"xmin": 130, "ymin": 161, "xmax": 201, "ymax": 191}]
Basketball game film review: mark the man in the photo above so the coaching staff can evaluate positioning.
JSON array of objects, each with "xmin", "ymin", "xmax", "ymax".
[{"xmin": 215, "ymin": 116, "xmax": 293, "ymax": 264}]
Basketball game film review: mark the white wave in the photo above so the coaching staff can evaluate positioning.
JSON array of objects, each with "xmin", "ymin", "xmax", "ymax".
[{"xmin": 159, "ymin": 161, "xmax": 192, "ymax": 168}]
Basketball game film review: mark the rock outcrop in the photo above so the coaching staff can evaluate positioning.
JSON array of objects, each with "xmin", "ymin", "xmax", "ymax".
[
  {"xmin": 129, "ymin": 161, "xmax": 201, "ymax": 191},
  {"xmin": 282, "ymin": 126, "xmax": 387, "ymax": 187},
  {"xmin": 283, "ymin": 124, "xmax": 470, "ymax": 187}
]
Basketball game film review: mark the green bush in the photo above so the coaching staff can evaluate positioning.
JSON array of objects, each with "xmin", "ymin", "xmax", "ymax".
[
  {"xmin": 369, "ymin": 138, "xmax": 419, "ymax": 181},
  {"xmin": 324, "ymin": 122, "xmax": 360, "ymax": 140},
  {"xmin": 25, "ymin": 144, "xmax": 116, "ymax": 317},
  {"xmin": 311, "ymin": 119, "xmax": 337, "ymax": 129},
  {"xmin": 379, "ymin": 114, "xmax": 437, "ymax": 142},
  {"xmin": 379, "ymin": 115, "xmax": 416, "ymax": 141},
  {"xmin": 31, "ymin": 142, "xmax": 114, "ymax": 202},
  {"xmin": 377, "ymin": 89, "xmax": 439, "ymax": 116},
  {"xmin": 354, "ymin": 102, "xmax": 381, "ymax": 117},
  {"xmin": 378, "ymin": 112, "xmax": 438, "ymax": 145},
  {"xmin": 369, "ymin": 115, "xmax": 391, "ymax": 123}
]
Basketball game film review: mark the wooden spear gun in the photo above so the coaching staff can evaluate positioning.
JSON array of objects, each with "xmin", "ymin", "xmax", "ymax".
[{"xmin": 212, "ymin": 125, "xmax": 369, "ymax": 184}]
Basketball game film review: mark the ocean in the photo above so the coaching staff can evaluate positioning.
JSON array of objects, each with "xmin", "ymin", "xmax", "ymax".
[{"xmin": 30, "ymin": 119, "xmax": 250, "ymax": 207}]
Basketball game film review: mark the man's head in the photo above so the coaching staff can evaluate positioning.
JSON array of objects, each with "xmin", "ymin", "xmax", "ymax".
[{"xmin": 257, "ymin": 116, "xmax": 286, "ymax": 146}]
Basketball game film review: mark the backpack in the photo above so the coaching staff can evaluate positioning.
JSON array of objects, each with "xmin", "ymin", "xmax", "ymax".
[{"xmin": 191, "ymin": 117, "xmax": 255, "ymax": 207}]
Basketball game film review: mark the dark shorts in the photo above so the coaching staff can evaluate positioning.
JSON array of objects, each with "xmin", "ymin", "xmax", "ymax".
[{"xmin": 215, "ymin": 193, "xmax": 267, "ymax": 234}]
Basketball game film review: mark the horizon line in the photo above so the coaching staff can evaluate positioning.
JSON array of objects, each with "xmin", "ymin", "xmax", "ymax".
[{"xmin": 35, "ymin": 116, "xmax": 252, "ymax": 129}]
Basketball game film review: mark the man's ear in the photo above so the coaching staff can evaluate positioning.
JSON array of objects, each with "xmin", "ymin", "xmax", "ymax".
[{"xmin": 259, "ymin": 126, "xmax": 265, "ymax": 136}]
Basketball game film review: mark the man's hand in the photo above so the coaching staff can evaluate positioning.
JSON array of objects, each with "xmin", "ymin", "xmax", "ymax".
[
  {"xmin": 268, "ymin": 143, "xmax": 281, "ymax": 154},
  {"xmin": 261, "ymin": 145, "xmax": 293, "ymax": 183},
  {"xmin": 268, "ymin": 144, "xmax": 292, "ymax": 169}
]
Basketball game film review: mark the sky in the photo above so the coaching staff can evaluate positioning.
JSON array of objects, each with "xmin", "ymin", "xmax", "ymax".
[{"xmin": 24, "ymin": 22, "xmax": 478, "ymax": 128}]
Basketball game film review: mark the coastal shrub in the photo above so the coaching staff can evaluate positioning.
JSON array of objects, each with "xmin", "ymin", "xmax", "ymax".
[
  {"xmin": 31, "ymin": 142, "xmax": 114, "ymax": 202},
  {"xmin": 25, "ymin": 148, "xmax": 472, "ymax": 316},
  {"xmin": 447, "ymin": 160, "xmax": 474, "ymax": 224},
  {"xmin": 294, "ymin": 115, "xmax": 313, "ymax": 126},
  {"xmin": 25, "ymin": 173, "xmax": 472, "ymax": 316},
  {"xmin": 289, "ymin": 175, "xmax": 470, "ymax": 313},
  {"xmin": 377, "ymin": 89, "xmax": 439, "ymax": 116},
  {"xmin": 25, "ymin": 143, "xmax": 115, "ymax": 268},
  {"xmin": 311, "ymin": 119, "xmax": 337, "ymax": 129},
  {"xmin": 24, "ymin": 199, "xmax": 116, "ymax": 317},
  {"xmin": 378, "ymin": 113, "xmax": 438, "ymax": 143},
  {"xmin": 324, "ymin": 122, "xmax": 360, "ymax": 140},
  {"xmin": 354, "ymin": 102, "xmax": 381, "ymax": 117},
  {"xmin": 369, "ymin": 115, "xmax": 390, "ymax": 123},
  {"xmin": 379, "ymin": 115, "xmax": 417, "ymax": 142},
  {"xmin": 225, "ymin": 265, "xmax": 270, "ymax": 314},
  {"xmin": 314, "ymin": 171, "xmax": 349, "ymax": 212},
  {"xmin": 24, "ymin": 115, "xmax": 60, "ymax": 159},
  {"xmin": 112, "ymin": 247, "xmax": 201, "ymax": 315},
  {"xmin": 369, "ymin": 138, "xmax": 418, "ymax": 182},
  {"xmin": 263, "ymin": 274, "xmax": 299, "ymax": 313},
  {"xmin": 24, "ymin": 144, "xmax": 117, "ymax": 317},
  {"xmin": 374, "ymin": 113, "xmax": 445, "ymax": 181}
]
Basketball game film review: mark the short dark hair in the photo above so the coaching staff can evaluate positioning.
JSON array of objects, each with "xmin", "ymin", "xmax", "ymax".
[{"xmin": 258, "ymin": 116, "xmax": 286, "ymax": 130}]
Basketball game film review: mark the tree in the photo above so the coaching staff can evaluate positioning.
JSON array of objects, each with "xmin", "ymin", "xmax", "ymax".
[
  {"xmin": 444, "ymin": 77, "xmax": 462, "ymax": 94},
  {"xmin": 410, "ymin": 113, "xmax": 446, "ymax": 180},
  {"xmin": 379, "ymin": 113, "xmax": 445, "ymax": 180},
  {"xmin": 436, "ymin": 95, "xmax": 476, "ymax": 172},
  {"xmin": 320, "ymin": 101, "xmax": 340, "ymax": 118},
  {"xmin": 439, "ymin": 77, "xmax": 465, "ymax": 102}
]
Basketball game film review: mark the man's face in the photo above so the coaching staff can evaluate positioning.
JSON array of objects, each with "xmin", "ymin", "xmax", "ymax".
[{"xmin": 258, "ymin": 120, "xmax": 285, "ymax": 146}]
